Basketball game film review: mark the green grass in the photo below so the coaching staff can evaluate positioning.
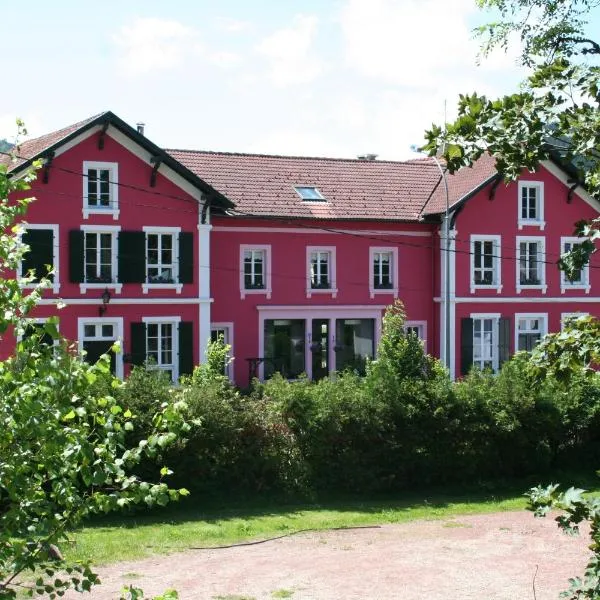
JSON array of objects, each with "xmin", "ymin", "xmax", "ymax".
[{"xmin": 66, "ymin": 472, "xmax": 600, "ymax": 567}]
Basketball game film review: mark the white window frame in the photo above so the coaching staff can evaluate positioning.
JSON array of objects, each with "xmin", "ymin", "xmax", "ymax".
[
  {"xmin": 79, "ymin": 225, "xmax": 122, "ymax": 294},
  {"xmin": 518, "ymin": 181, "xmax": 545, "ymax": 230},
  {"xmin": 17, "ymin": 223, "xmax": 60, "ymax": 293},
  {"xmin": 16, "ymin": 317, "xmax": 60, "ymax": 349},
  {"xmin": 561, "ymin": 312, "xmax": 589, "ymax": 329},
  {"xmin": 77, "ymin": 317, "xmax": 124, "ymax": 379},
  {"xmin": 294, "ymin": 186, "xmax": 326, "ymax": 202},
  {"xmin": 210, "ymin": 322, "xmax": 234, "ymax": 381},
  {"xmin": 306, "ymin": 246, "xmax": 337, "ymax": 298},
  {"xmin": 142, "ymin": 316, "xmax": 181, "ymax": 383},
  {"xmin": 142, "ymin": 226, "xmax": 182, "ymax": 294},
  {"xmin": 470, "ymin": 235, "xmax": 502, "ymax": 293},
  {"xmin": 369, "ymin": 247, "xmax": 398, "ymax": 299},
  {"xmin": 516, "ymin": 236, "xmax": 547, "ymax": 293},
  {"xmin": 82, "ymin": 161, "xmax": 119, "ymax": 220},
  {"xmin": 240, "ymin": 244, "xmax": 272, "ymax": 299},
  {"xmin": 514, "ymin": 313, "xmax": 548, "ymax": 352},
  {"xmin": 560, "ymin": 237, "xmax": 591, "ymax": 293},
  {"xmin": 470, "ymin": 312, "xmax": 501, "ymax": 372},
  {"xmin": 403, "ymin": 320, "xmax": 427, "ymax": 353}
]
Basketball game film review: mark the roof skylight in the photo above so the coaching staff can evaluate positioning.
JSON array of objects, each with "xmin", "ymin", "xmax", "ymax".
[{"xmin": 294, "ymin": 186, "xmax": 326, "ymax": 201}]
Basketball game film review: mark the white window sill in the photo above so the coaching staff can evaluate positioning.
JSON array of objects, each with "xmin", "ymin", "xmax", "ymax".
[
  {"xmin": 241, "ymin": 288, "xmax": 272, "ymax": 300},
  {"xmin": 22, "ymin": 283, "xmax": 60, "ymax": 294},
  {"xmin": 561, "ymin": 284, "xmax": 591, "ymax": 294},
  {"xmin": 370, "ymin": 288, "xmax": 398, "ymax": 299},
  {"xmin": 83, "ymin": 208, "xmax": 120, "ymax": 221},
  {"xmin": 307, "ymin": 287, "xmax": 338, "ymax": 299},
  {"xmin": 470, "ymin": 284, "xmax": 502, "ymax": 294},
  {"xmin": 79, "ymin": 283, "xmax": 123, "ymax": 294},
  {"xmin": 143, "ymin": 283, "xmax": 183, "ymax": 294},
  {"xmin": 518, "ymin": 220, "xmax": 546, "ymax": 231},
  {"xmin": 517, "ymin": 284, "xmax": 547, "ymax": 294}
]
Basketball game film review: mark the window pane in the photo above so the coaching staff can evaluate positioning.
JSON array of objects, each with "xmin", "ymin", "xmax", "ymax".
[{"xmin": 264, "ymin": 319, "xmax": 305, "ymax": 379}]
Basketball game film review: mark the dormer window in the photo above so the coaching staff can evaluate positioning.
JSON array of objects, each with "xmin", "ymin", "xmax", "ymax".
[
  {"xmin": 518, "ymin": 181, "xmax": 544, "ymax": 230},
  {"xmin": 294, "ymin": 186, "xmax": 326, "ymax": 202},
  {"xmin": 83, "ymin": 161, "xmax": 119, "ymax": 219}
]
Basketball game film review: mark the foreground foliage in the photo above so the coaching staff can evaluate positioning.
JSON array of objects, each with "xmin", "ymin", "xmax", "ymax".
[
  {"xmin": 0, "ymin": 142, "xmax": 187, "ymax": 599},
  {"xmin": 424, "ymin": 1, "xmax": 600, "ymax": 597}
]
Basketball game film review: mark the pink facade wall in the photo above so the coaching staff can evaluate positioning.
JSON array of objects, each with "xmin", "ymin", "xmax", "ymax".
[
  {"xmin": 1, "ymin": 129, "xmax": 204, "ymax": 371},
  {"xmin": 450, "ymin": 165, "xmax": 600, "ymax": 376},
  {"xmin": 211, "ymin": 217, "xmax": 436, "ymax": 386}
]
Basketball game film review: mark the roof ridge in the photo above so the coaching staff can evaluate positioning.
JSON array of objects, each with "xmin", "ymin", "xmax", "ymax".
[{"xmin": 166, "ymin": 148, "xmax": 440, "ymax": 167}]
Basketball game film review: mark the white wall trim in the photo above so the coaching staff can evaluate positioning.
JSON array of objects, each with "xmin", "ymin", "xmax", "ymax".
[
  {"xmin": 39, "ymin": 297, "xmax": 212, "ymax": 305},
  {"xmin": 438, "ymin": 296, "xmax": 600, "ymax": 304},
  {"xmin": 213, "ymin": 226, "xmax": 432, "ymax": 237}
]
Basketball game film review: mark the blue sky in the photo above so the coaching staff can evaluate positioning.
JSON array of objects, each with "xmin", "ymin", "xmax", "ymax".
[{"xmin": 2, "ymin": 0, "xmax": 537, "ymax": 159}]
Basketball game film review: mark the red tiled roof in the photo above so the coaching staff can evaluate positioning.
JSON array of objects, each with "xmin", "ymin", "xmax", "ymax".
[
  {"xmin": 166, "ymin": 150, "xmax": 448, "ymax": 222},
  {"xmin": 1, "ymin": 113, "xmax": 108, "ymax": 172},
  {"xmin": 421, "ymin": 153, "xmax": 498, "ymax": 215}
]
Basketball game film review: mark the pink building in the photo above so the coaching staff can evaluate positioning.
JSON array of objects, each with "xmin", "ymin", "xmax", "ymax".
[
  {"xmin": 2, "ymin": 112, "xmax": 599, "ymax": 385},
  {"xmin": 1, "ymin": 112, "xmax": 231, "ymax": 381}
]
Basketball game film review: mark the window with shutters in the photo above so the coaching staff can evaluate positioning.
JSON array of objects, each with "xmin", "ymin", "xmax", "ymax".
[
  {"xmin": 77, "ymin": 317, "xmax": 124, "ymax": 379},
  {"xmin": 518, "ymin": 181, "xmax": 544, "ymax": 229},
  {"xmin": 76, "ymin": 225, "xmax": 122, "ymax": 293},
  {"xmin": 515, "ymin": 314, "xmax": 547, "ymax": 352},
  {"xmin": 140, "ymin": 317, "xmax": 181, "ymax": 382},
  {"xmin": 18, "ymin": 224, "xmax": 60, "ymax": 293},
  {"xmin": 240, "ymin": 245, "xmax": 271, "ymax": 299},
  {"xmin": 142, "ymin": 227, "xmax": 182, "ymax": 293},
  {"xmin": 470, "ymin": 235, "xmax": 501, "ymax": 292},
  {"xmin": 83, "ymin": 161, "xmax": 119, "ymax": 219},
  {"xmin": 306, "ymin": 246, "xmax": 337, "ymax": 297},
  {"xmin": 18, "ymin": 319, "xmax": 59, "ymax": 352},
  {"xmin": 561, "ymin": 237, "xmax": 591, "ymax": 292},
  {"xmin": 516, "ymin": 236, "xmax": 546, "ymax": 292},
  {"xmin": 469, "ymin": 314, "xmax": 502, "ymax": 372},
  {"xmin": 369, "ymin": 247, "xmax": 398, "ymax": 298}
]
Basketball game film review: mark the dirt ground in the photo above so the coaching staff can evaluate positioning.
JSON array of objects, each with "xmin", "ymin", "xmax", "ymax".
[{"xmin": 64, "ymin": 510, "xmax": 591, "ymax": 600}]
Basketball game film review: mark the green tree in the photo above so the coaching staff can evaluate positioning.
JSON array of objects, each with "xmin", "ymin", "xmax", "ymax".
[
  {"xmin": 0, "ymin": 126, "xmax": 188, "ymax": 599},
  {"xmin": 423, "ymin": 2, "xmax": 600, "ymax": 596}
]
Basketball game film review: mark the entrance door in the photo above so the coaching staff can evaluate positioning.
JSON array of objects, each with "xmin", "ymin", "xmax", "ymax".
[
  {"xmin": 311, "ymin": 319, "xmax": 329, "ymax": 380},
  {"xmin": 80, "ymin": 321, "xmax": 118, "ymax": 375}
]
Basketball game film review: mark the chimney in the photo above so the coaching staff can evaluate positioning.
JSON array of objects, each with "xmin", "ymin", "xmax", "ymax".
[
  {"xmin": 357, "ymin": 153, "xmax": 378, "ymax": 161},
  {"xmin": 136, "ymin": 122, "xmax": 145, "ymax": 135}
]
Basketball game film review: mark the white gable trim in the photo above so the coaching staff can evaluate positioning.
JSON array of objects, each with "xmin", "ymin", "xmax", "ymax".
[
  {"xmin": 540, "ymin": 160, "xmax": 600, "ymax": 212},
  {"xmin": 50, "ymin": 123, "xmax": 205, "ymax": 204}
]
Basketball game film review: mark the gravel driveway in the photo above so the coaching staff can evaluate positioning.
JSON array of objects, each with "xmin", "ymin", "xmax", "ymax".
[{"xmin": 64, "ymin": 510, "xmax": 590, "ymax": 600}]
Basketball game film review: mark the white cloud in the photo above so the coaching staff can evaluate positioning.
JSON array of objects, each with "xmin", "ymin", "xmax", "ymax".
[
  {"xmin": 113, "ymin": 18, "xmax": 200, "ymax": 76},
  {"xmin": 256, "ymin": 15, "xmax": 324, "ymax": 86},
  {"xmin": 339, "ymin": 0, "xmax": 480, "ymax": 87},
  {"xmin": 214, "ymin": 17, "xmax": 253, "ymax": 34},
  {"xmin": 208, "ymin": 51, "xmax": 242, "ymax": 69}
]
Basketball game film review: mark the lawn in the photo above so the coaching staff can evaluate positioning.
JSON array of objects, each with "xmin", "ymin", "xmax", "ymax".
[{"xmin": 67, "ymin": 471, "xmax": 600, "ymax": 567}]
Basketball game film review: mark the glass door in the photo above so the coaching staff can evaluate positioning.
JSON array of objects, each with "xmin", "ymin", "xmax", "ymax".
[{"xmin": 311, "ymin": 319, "xmax": 329, "ymax": 380}]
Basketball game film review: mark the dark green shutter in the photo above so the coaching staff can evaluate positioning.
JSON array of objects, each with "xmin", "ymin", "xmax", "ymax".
[
  {"xmin": 460, "ymin": 318, "xmax": 474, "ymax": 376},
  {"xmin": 69, "ymin": 230, "xmax": 84, "ymax": 283},
  {"xmin": 130, "ymin": 322, "xmax": 146, "ymax": 366},
  {"xmin": 118, "ymin": 231, "xmax": 146, "ymax": 283},
  {"xmin": 178, "ymin": 321, "xmax": 194, "ymax": 376},
  {"xmin": 498, "ymin": 317, "xmax": 511, "ymax": 368},
  {"xmin": 21, "ymin": 229, "xmax": 54, "ymax": 281},
  {"xmin": 178, "ymin": 232, "xmax": 193, "ymax": 284}
]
